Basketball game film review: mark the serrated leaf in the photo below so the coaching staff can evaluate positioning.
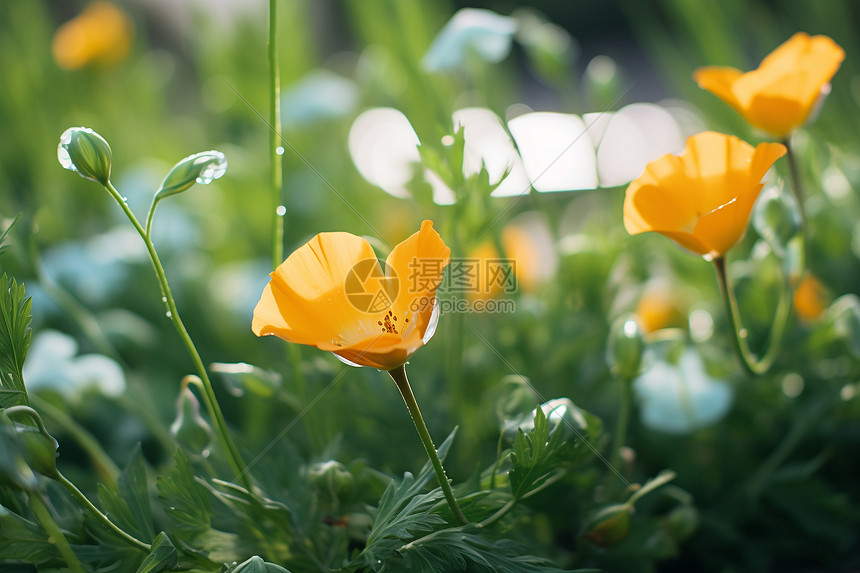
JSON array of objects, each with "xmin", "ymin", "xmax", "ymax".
[
  {"xmin": 0, "ymin": 504, "xmax": 57, "ymax": 563},
  {"xmin": 0, "ymin": 214, "xmax": 20, "ymax": 256},
  {"xmin": 99, "ymin": 445, "xmax": 153, "ymax": 544},
  {"xmin": 0, "ymin": 274, "xmax": 32, "ymax": 408},
  {"xmin": 509, "ymin": 407, "xmax": 567, "ymax": 500},
  {"xmin": 156, "ymin": 449, "xmax": 213, "ymax": 532},
  {"xmin": 135, "ymin": 531, "xmax": 178, "ymax": 573},
  {"xmin": 398, "ymin": 530, "xmax": 577, "ymax": 573}
]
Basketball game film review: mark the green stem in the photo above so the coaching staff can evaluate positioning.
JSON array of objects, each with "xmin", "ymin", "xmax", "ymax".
[
  {"xmin": 782, "ymin": 137, "xmax": 806, "ymax": 227},
  {"xmin": 30, "ymin": 395, "xmax": 120, "ymax": 484},
  {"xmin": 269, "ymin": 0, "xmax": 284, "ymax": 269},
  {"xmin": 388, "ymin": 365, "xmax": 468, "ymax": 525},
  {"xmin": 102, "ymin": 181, "xmax": 251, "ymax": 490},
  {"xmin": 28, "ymin": 492, "xmax": 87, "ymax": 573},
  {"xmin": 610, "ymin": 376, "xmax": 632, "ymax": 473},
  {"xmin": 56, "ymin": 471, "xmax": 150, "ymax": 553},
  {"xmin": 144, "ymin": 195, "xmax": 162, "ymax": 239},
  {"xmin": 713, "ymin": 257, "xmax": 792, "ymax": 376}
]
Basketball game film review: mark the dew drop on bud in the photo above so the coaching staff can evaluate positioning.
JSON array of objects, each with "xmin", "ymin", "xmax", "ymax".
[{"xmin": 195, "ymin": 152, "xmax": 227, "ymax": 184}]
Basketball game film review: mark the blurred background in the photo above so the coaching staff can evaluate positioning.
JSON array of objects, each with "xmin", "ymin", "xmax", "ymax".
[{"xmin": 1, "ymin": 0, "xmax": 859, "ymax": 570}]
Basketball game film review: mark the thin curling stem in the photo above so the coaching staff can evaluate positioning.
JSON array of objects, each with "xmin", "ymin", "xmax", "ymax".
[
  {"xmin": 102, "ymin": 181, "xmax": 252, "ymax": 491},
  {"xmin": 56, "ymin": 472, "xmax": 150, "ymax": 553},
  {"xmin": 388, "ymin": 365, "xmax": 468, "ymax": 525},
  {"xmin": 713, "ymin": 257, "xmax": 792, "ymax": 376},
  {"xmin": 269, "ymin": 0, "xmax": 284, "ymax": 269}
]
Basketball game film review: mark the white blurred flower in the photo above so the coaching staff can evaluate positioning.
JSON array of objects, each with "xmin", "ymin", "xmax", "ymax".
[
  {"xmin": 23, "ymin": 330, "xmax": 125, "ymax": 397},
  {"xmin": 422, "ymin": 8, "xmax": 517, "ymax": 72},
  {"xmin": 281, "ymin": 70, "xmax": 359, "ymax": 127},
  {"xmin": 634, "ymin": 348, "xmax": 733, "ymax": 434}
]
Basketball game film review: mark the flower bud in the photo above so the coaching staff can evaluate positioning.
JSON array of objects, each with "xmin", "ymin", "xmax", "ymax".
[
  {"xmin": 309, "ymin": 460, "xmax": 354, "ymax": 498},
  {"xmin": 156, "ymin": 151, "xmax": 227, "ymax": 199},
  {"xmin": 16, "ymin": 425, "xmax": 59, "ymax": 478},
  {"xmin": 171, "ymin": 377, "xmax": 213, "ymax": 453},
  {"xmin": 58, "ymin": 127, "xmax": 112, "ymax": 184},
  {"xmin": 583, "ymin": 503, "xmax": 632, "ymax": 546},
  {"xmin": 606, "ymin": 314, "xmax": 645, "ymax": 380},
  {"xmin": 0, "ymin": 415, "xmax": 38, "ymax": 491}
]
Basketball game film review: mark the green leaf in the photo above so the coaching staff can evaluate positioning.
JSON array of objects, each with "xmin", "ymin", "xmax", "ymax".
[
  {"xmin": 227, "ymin": 555, "xmax": 293, "ymax": 572},
  {"xmin": 0, "ymin": 274, "xmax": 32, "ymax": 408},
  {"xmin": 0, "ymin": 504, "xmax": 57, "ymax": 563},
  {"xmin": 398, "ymin": 530, "xmax": 578, "ymax": 572},
  {"xmin": 156, "ymin": 449, "xmax": 213, "ymax": 532},
  {"xmin": 135, "ymin": 531, "xmax": 178, "ymax": 573},
  {"xmin": 509, "ymin": 407, "xmax": 567, "ymax": 500},
  {"xmin": 353, "ymin": 429, "xmax": 460, "ymax": 570},
  {"xmin": 99, "ymin": 445, "xmax": 154, "ymax": 544},
  {"xmin": 0, "ymin": 213, "xmax": 20, "ymax": 256}
]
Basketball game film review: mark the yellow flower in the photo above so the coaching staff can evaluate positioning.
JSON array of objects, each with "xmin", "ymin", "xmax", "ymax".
[
  {"xmin": 252, "ymin": 221, "xmax": 450, "ymax": 370},
  {"xmin": 793, "ymin": 273, "xmax": 828, "ymax": 322},
  {"xmin": 634, "ymin": 280, "xmax": 686, "ymax": 333},
  {"xmin": 694, "ymin": 33, "xmax": 845, "ymax": 138},
  {"xmin": 52, "ymin": 2, "xmax": 133, "ymax": 71},
  {"xmin": 624, "ymin": 131, "xmax": 786, "ymax": 260}
]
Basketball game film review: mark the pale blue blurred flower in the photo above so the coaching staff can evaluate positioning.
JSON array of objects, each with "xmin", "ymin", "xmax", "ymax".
[
  {"xmin": 634, "ymin": 348, "xmax": 733, "ymax": 434},
  {"xmin": 22, "ymin": 330, "xmax": 125, "ymax": 397},
  {"xmin": 281, "ymin": 70, "xmax": 359, "ymax": 127},
  {"xmin": 422, "ymin": 8, "xmax": 517, "ymax": 72}
]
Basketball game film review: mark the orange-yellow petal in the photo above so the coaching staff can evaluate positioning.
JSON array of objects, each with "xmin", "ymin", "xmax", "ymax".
[
  {"xmin": 52, "ymin": 2, "xmax": 133, "ymax": 70},
  {"xmin": 386, "ymin": 220, "xmax": 450, "ymax": 339},
  {"xmin": 694, "ymin": 33, "xmax": 844, "ymax": 137},
  {"xmin": 693, "ymin": 66, "xmax": 744, "ymax": 111},
  {"xmin": 623, "ymin": 132, "xmax": 785, "ymax": 258},
  {"xmin": 252, "ymin": 231, "xmax": 381, "ymax": 346}
]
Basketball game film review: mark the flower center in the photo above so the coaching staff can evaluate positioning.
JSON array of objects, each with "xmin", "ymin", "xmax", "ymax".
[{"xmin": 377, "ymin": 310, "xmax": 409, "ymax": 334}]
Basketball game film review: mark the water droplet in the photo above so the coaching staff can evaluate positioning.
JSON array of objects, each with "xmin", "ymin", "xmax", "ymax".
[
  {"xmin": 738, "ymin": 328, "xmax": 748, "ymax": 339},
  {"xmin": 276, "ymin": 205, "xmax": 287, "ymax": 216},
  {"xmin": 161, "ymin": 296, "xmax": 167, "ymax": 303},
  {"xmin": 57, "ymin": 129, "xmax": 77, "ymax": 172},
  {"xmin": 195, "ymin": 151, "xmax": 227, "ymax": 184},
  {"xmin": 275, "ymin": 146, "xmax": 285, "ymax": 156},
  {"xmin": 441, "ymin": 134, "xmax": 455, "ymax": 146},
  {"xmin": 165, "ymin": 311, "xmax": 173, "ymax": 318},
  {"xmin": 120, "ymin": 196, "xmax": 128, "ymax": 202}
]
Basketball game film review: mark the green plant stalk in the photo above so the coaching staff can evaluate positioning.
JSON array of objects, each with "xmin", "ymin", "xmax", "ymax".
[
  {"xmin": 388, "ymin": 365, "xmax": 468, "ymax": 525},
  {"xmin": 610, "ymin": 376, "xmax": 633, "ymax": 473},
  {"xmin": 713, "ymin": 256, "xmax": 792, "ymax": 376},
  {"xmin": 29, "ymin": 395, "xmax": 120, "ymax": 483},
  {"xmin": 55, "ymin": 471, "xmax": 150, "ymax": 553},
  {"xmin": 782, "ymin": 137, "xmax": 806, "ymax": 227},
  {"xmin": 102, "ymin": 181, "xmax": 251, "ymax": 491},
  {"xmin": 28, "ymin": 492, "xmax": 87, "ymax": 573},
  {"xmin": 269, "ymin": 0, "xmax": 284, "ymax": 269}
]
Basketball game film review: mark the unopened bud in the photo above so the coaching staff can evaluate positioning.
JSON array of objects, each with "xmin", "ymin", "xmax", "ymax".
[
  {"xmin": 58, "ymin": 127, "xmax": 112, "ymax": 185},
  {"xmin": 156, "ymin": 151, "xmax": 227, "ymax": 199},
  {"xmin": 584, "ymin": 503, "xmax": 632, "ymax": 546},
  {"xmin": 16, "ymin": 425, "xmax": 59, "ymax": 478},
  {"xmin": 171, "ymin": 377, "xmax": 212, "ymax": 453},
  {"xmin": 309, "ymin": 460, "xmax": 354, "ymax": 498},
  {"xmin": 0, "ymin": 414, "xmax": 38, "ymax": 491},
  {"xmin": 607, "ymin": 314, "xmax": 645, "ymax": 380}
]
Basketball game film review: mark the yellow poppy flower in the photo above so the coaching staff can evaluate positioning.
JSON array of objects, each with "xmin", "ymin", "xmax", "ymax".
[
  {"xmin": 694, "ymin": 33, "xmax": 845, "ymax": 138},
  {"xmin": 252, "ymin": 221, "xmax": 450, "ymax": 370},
  {"xmin": 52, "ymin": 2, "xmax": 133, "ymax": 71},
  {"xmin": 793, "ymin": 273, "xmax": 828, "ymax": 322},
  {"xmin": 623, "ymin": 131, "xmax": 786, "ymax": 260}
]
